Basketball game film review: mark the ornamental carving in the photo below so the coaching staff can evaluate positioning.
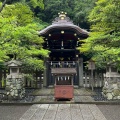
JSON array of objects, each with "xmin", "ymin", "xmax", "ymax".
[{"xmin": 52, "ymin": 12, "xmax": 73, "ymax": 24}]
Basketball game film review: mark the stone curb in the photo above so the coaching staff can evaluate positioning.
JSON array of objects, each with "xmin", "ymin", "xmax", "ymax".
[{"xmin": 0, "ymin": 101, "xmax": 120, "ymax": 105}]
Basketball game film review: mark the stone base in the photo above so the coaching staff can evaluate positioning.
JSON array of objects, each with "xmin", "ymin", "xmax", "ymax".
[
  {"xmin": 102, "ymin": 81, "xmax": 120, "ymax": 100},
  {"xmin": 5, "ymin": 77, "xmax": 25, "ymax": 100}
]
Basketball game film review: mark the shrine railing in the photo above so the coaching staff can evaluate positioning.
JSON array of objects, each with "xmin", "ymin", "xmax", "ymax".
[{"xmin": 48, "ymin": 61, "xmax": 77, "ymax": 68}]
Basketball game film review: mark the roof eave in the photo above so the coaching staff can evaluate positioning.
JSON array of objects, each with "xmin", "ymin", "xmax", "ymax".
[{"xmin": 39, "ymin": 24, "xmax": 89, "ymax": 37}]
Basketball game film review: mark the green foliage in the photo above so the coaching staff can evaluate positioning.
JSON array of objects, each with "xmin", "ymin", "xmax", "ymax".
[
  {"xmin": 73, "ymin": 0, "xmax": 97, "ymax": 28},
  {"xmin": 24, "ymin": 74, "xmax": 34, "ymax": 81},
  {"xmin": 2, "ymin": 79, "xmax": 5, "ymax": 87},
  {"xmin": 37, "ymin": 0, "xmax": 96, "ymax": 29},
  {"xmin": 80, "ymin": 0, "xmax": 120, "ymax": 69},
  {"xmin": 0, "ymin": 2, "xmax": 2, "ymax": 7},
  {"xmin": 1, "ymin": 3, "xmax": 33, "ymax": 26},
  {"xmin": 22, "ymin": 57, "xmax": 44, "ymax": 71},
  {"xmin": 0, "ymin": 0, "xmax": 44, "ymax": 9},
  {"xmin": 0, "ymin": 2, "xmax": 49, "ymax": 71},
  {"xmin": 29, "ymin": 0, "xmax": 44, "ymax": 9}
]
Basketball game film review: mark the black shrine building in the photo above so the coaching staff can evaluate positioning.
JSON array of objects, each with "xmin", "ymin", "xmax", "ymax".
[{"xmin": 39, "ymin": 12, "xmax": 89, "ymax": 87}]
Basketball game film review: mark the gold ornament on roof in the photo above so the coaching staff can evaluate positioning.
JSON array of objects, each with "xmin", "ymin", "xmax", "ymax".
[{"xmin": 58, "ymin": 12, "xmax": 67, "ymax": 20}]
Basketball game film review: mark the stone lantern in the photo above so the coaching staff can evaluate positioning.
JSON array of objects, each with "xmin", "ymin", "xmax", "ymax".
[
  {"xmin": 5, "ymin": 60, "xmax": 25, "ymax": 100},
  {"xmin": 104, "ymin": 63, "xmax": 120, "ymax": 83},
  {"xmin": 102, "ymin": 63, "xmax": 120, "ymax": 100}
]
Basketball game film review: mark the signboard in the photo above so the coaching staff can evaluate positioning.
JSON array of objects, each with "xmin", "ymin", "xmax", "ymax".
[{"xmin": 88, "ymin": 60, "xmax": 95, "ymax": 70}]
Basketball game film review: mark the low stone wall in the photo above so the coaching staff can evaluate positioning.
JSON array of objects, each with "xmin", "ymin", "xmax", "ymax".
[
  {"xmin": 102, "ymin": 78, "xmax": 120, "ymax": 100},
  {"xmin": 6, "ymin": 75, "xmax": 25, "ymax": 100}
]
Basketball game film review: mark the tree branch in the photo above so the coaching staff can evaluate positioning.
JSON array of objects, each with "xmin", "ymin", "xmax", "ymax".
[{"xmin": 0, "ymin": 0, "xmax": 7, "ymax": 12}]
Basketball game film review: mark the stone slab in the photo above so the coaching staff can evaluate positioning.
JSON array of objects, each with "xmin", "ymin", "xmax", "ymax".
[
  {"xmin": 31, "ymin": 88, "xmax": 96, "ymax": 96},
  {"xmin": 55, "ymin": 104, "xmax": 71, "ymax": 120},
  {"xmin": 19, "ymin": 104, "xmax": 41, "ymax": 120},
  {"xmin": 43, "ymin": 104, "xmax": 58, "ymax": 120},
  {"xmin": 89, "ymin": 104, "xmax": 107, "ymax": 120},
  {"xmin": 30, "ymin": 104, "xmax": 49, "ymax": 120},
  {"xmin": 19, "ymin": 104, "xmax": 107, "ymax": 120},
  {"xmin": 74, "ymin": 96, "xmax": 94, "ymax": 102},
  {"xmin": 80, "ymin": 104, "xmax": 95, "ymax": 120},
  {"xmin": 70, "ymin": 104, "xmax": 83, "ymax": 120}
]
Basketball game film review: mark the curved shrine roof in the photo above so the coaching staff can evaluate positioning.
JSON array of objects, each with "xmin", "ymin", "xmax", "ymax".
[{"xmin": 39, "ymin": 12, "xmax": 89, "ymax": 37}]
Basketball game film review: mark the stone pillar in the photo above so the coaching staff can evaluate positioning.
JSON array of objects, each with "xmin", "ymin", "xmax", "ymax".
[
  {"xmin": 43, "ymin": 66, "xmax": 47, "ymax": 87},
  {"xmin": 43, "ymin": 59, "xmax": 48, "ymax": 87},
  {"xmin": 76, "ymin": 61, "xmax": 79, "ymax": 86},
  {"xmin": 78, "ymin": 58, "xmax": 83, "ymax": 87}
]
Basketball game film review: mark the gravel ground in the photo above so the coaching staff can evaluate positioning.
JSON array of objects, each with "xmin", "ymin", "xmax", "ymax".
[
  {"xmin": 97, "ymin": 105, "xmax": 120, "ymax": 120},
  {"xmin": 0, "ymin": 105, "xmax": 31, "ymax": 120}
]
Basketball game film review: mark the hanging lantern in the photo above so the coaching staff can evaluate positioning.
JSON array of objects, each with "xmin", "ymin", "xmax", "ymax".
[
  {"xmin": 61, "ymin": 31, "xmax": 64, "ymax": 34},
  {"xmin": 74, "ymin": 33, "xmax": 77, "ymax": 36},
  {"xmin": 76, "ymin": 55, "xmax": 78, "ymax": 57}
]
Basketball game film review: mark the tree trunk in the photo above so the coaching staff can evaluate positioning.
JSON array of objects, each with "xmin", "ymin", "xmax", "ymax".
[{"xmin": 0, "ymin": 0, "xmax": 7, "ymax": 12}]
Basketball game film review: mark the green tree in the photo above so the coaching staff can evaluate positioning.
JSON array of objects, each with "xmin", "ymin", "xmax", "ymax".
[
  {"xmin": 0, "ymin": 0, "xmax": 6, "ymax": 12},
  {"xmin": 0, "ymin": 0, "xmax": 44, "ymax": 8},
  {"xmin": 0, "ymin": 2, "xmax": 49, "ymax": 70},
  {"xmin": 36, "ymin": 0, "xmax": 96, "ymax": 30},
  {"xmin": 36, "ymin": 0, "xmax": 75, "ymax": 23},
  {"xmin": 73, "ymin": 0, "xmax": 97, "ymax": 29},
  {"xmin": 80, "ymin": 0, "xmax": 120, "ymax": 69}
]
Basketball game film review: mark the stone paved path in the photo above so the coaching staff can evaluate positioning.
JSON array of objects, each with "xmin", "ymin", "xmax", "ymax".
[
  {"xmin": 19, "ymin": 104, "xmax": 107, "ymax": 120},
  {"xmin": 32, "ymin": 88, "xmax": 95, "ymax": 103},
  {"xmin": 33, "ymin": 95, "xmax": 95, "ymax": 103},
  {"xmin": 31, "ymin": 88, "xmax": 96, "ymax": 96}
]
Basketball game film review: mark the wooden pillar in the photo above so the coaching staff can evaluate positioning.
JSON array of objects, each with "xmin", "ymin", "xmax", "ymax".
[
  {"xmin": 0, "ymin": 69, "xmax": 2, "ymax": 88},
  {"xmin": 3, "ymin": 70, "xmax": 6, "ymax": 79},
  {"xmin": 78, "ymin": 58, "xmax": 83, "ymax": 87},
  {"xmin": 76, "ymin": 61, "xmax": 79, "ymax": 86}
]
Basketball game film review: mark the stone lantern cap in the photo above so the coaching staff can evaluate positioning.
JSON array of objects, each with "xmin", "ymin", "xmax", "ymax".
[
  {"xmin": 104, "ymin": 62, "xmax": 120, "ymax": 78},
  {"xmin": 6, "ymin": 60, "xmax": 22, "ymax": 78},
  {"xmin": 6, "ymin": 60, "xmax": 22, "ymax": 67}
]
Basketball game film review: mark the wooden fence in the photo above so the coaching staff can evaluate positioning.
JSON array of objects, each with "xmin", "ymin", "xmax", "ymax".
[
  {"xmin": 0, "ymin": 70, "xmax": 44, "ymax": 89},
  {"xmin": 83, "ymin": 70, "xmax": 104, "ymax": 88},
  {"xmin": 0, "ymin": 69, "xmax": 104, "ymax": 88}
]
